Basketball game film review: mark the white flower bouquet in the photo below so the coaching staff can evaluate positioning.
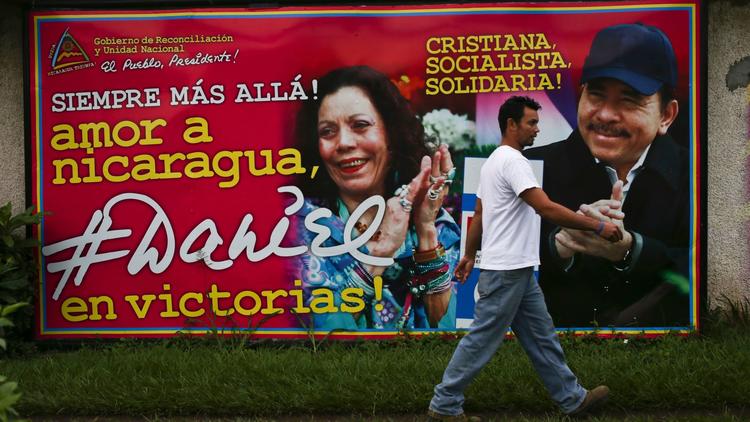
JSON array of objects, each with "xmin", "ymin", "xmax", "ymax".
[{"xmin": 421, "ymin": 108, "xmax": 477, "ymax": 152}]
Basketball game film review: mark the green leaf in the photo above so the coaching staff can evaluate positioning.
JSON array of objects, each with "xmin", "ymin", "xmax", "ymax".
[
  {"xmin": 0, "ymin": 338, "xmax": 6, "ymax": 350},
  {"xmin": 0, "ymin": 318, "xmax": 14, "ymax": 328},
  {"xmin": 9, "ymin": 213, "xmax": 42, "ymax": 228},
  {"xmin": 0, "ymin": 380, "xmax": 18, "ymax": 396},
  {"xmin": 1, "ymin": 236, "xmax": 12, "ymax": 249},
  {"xmin": 0, "ymin": 392, "xmax": 22, "ymax": 411},
  {"xmin": 0, "ymin": 277, "xmax": 28, "ymax": 290},
  {"xmin": 16, "ymin": 239, "xmax": 38, "ymax": 248},
  {"xmin": 0, "ymin": 265, "xmax": 18, "ymax": 276},
  {"xmin": 0, "ymin": 302, "xmax": 27, "ymax": 317},
  {"xmin": 0, "ymin": 203, "xmax": 11, "ymax": 225}
]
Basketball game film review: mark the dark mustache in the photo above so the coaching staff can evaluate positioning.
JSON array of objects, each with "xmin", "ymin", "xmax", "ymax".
[{"xmin": 588, "ymin": 123, "xmax": 630, "ymax": 138}]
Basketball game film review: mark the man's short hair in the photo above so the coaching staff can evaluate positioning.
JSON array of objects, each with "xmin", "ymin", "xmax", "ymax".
[{"xmin": 497, "ymin": 96, "xmax": 541, "ymax": 134}]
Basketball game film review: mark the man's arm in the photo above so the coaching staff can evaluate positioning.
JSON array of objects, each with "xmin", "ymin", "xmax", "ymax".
[
  {"xmin": 454, "ymin": 199, "xmax": 482, "ymax": 283},
  {"xmin": 519, "ymin": 187, "xmax": 621, "ymax": 241},
  {"xmin": 554, "ymin": 181, "xmax": 627, "ymax": 261},
  {"xmin": 555, "ymin": 193, "xmax": 633, "ymax": 264},
  {"xmin": 464, "ymin": 199, "xmax": 483, "ymax": 259}
]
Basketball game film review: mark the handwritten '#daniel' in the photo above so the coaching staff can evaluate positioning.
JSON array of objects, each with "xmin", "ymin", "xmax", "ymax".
[{"xmin": 43, "ymin": 186, "xmax": 389, "ymax": 301}]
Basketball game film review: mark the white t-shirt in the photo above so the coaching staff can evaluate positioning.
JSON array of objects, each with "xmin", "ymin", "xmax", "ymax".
[{"xmin": 476, "ymin": 145, "xmax": 541, "ymax": 270}]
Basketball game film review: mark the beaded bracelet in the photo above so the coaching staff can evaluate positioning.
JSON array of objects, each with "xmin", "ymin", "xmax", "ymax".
[
  {"xmin": 411, "ymin": 263, "xmax": 449, "ymax": 284},
  {"xmin": 413, "ymin": 242, "xmax": 446, "ymax": 263},
  {"xmin": 415, "ymin": 259, "xmax": 447, "ymax": 272},
  {"xmin": 414, "ymin": 243, "xmax": 448, "ymax": 272},
  {"xmin": 417, "ymin": 271, "xmax": 452, "ymax": 295},
  {"xmin": 426, "ymin": 271, "xmax": 452, "ymax": 294},
  {"xmin": 409, "ymin": 263, "xmax": 452, "ymax": 297}
]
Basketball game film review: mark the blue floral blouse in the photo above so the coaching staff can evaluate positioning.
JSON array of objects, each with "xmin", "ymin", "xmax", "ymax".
[{"xmin": 291, "ymin": 198, "xmax": 461, "ymax": 331}]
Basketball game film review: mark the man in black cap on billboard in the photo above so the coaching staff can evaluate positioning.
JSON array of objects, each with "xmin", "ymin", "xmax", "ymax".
[{"xmin": 525, "ymin": 23, "xmax": 690, "ymax": 328}]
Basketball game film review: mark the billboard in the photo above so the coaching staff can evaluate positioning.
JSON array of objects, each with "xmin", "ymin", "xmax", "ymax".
[{"xmin": 28, "ymin": 1, "xmax": 702, "ymax": 338}]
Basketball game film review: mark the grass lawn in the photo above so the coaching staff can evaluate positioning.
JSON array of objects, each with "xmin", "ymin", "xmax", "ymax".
[
  {"xmin": 2, "ymin": 323, "xmax": 750, "ymax": 420},
  {"xmin": 22, "ymin": 411, "xmax": 750, "ymax": 422}
]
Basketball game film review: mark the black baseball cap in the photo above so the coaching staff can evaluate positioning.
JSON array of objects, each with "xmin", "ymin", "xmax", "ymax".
[{"xmin": 581, "ymin": 23, "xmax": 677, "ymax": 95}]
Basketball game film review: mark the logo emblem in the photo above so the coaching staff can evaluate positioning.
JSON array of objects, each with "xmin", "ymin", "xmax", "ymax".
[{"xmin": 48, "ymin": 29, "xmax": 94, "ymax": 75}]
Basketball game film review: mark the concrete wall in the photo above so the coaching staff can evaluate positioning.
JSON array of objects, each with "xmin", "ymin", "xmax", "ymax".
[
  {"xmin": 707, "ymin": 1, "xmax": 750, "ymax": 306},
  {"xmin": 0, "ymin": 3, "xmax": 26, "ymax": 215},
  {"xmin": 1, "ymin": 2, "xmax": 748, "ymax": 308}
]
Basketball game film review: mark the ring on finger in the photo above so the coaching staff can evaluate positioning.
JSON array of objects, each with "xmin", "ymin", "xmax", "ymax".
[
  {"xmin": 427, "ymin": 187, "xmax": 441, "ymax": 201},
  {"xmin": 429, "ymin": 175, "xmax": 441, "ymax": 184},
  {"xmin": 395, "ymin": 184, "xmax": 410, "ymax": 199},
  {"xmin": 442, "ymin": 167, "xmax": 456, "ymax": 182},
  {"xmin": 399, "ymin": 197, "xmax": 413, "ymax": 212}
]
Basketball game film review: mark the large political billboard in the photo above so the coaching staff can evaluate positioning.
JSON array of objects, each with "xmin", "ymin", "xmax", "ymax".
[{"xmin": 28, "ymin": 1, "xmax": 702, "ymax": 338}]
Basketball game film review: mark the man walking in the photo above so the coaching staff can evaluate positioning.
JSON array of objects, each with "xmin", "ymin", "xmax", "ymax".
[{"xmin": 428, "ymin": 96, "xmax": 616, "ymax": 420}]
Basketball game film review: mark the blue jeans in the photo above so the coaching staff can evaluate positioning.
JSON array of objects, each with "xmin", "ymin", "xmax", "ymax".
[{"xmin": 430, "ymin": 267, "xmax": 586, "ymax": 415}]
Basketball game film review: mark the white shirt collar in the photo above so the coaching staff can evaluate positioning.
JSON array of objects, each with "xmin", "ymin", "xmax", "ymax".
[{"xmin": 595, "ymin": 144, "xmax": 652, "ymax": 203}]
